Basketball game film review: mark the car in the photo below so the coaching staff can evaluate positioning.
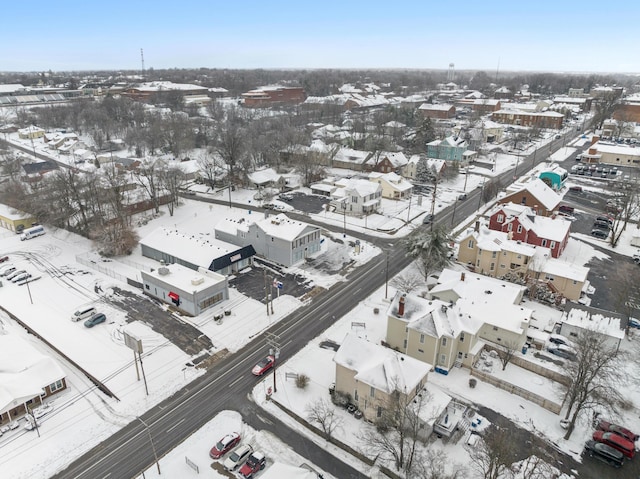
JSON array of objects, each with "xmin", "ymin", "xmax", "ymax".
[
  {"xmin": 262, "ymin": 203, "xmax": 275, "ymax": 210},
  {"xmin": 583, "ymin": 439, "xmax": 624, "ymax": 468},
  {"xmin": 210, "ymin": 432, "xmax": 241, "ymax": 459},
  {"xmin": 0, "ymin": 256, "xmax": 9, "ymax": 263},
  {"xmin": 575, "ymin": 154, "xmax": 583, "ymax": 161},
  {"xmin": 548, "ymin": 334, "xmax": 573, "ymax": 347},
  {"xmin": 0, "ymin": 266, "xmax": 17, "ymax": 277},
  {"xmin": 597, "ymin": 420, "xmax": 639, "ymax": 442},
  {"xmin": 555, "ymin": 134, "xmax": 562, "ymax": 139},
  {"xmin": 569, "ymin": 186, "xmax": 583, "ymax": 192},
  {"xmin": 547, "ymin": 345, "xmax": 576, "ymax": 361},
  {"xmin": 558, "ymin": 205, "xmax": 574, "ymax": 214},
  {"xmin": 633, "ymin": 253, "xmax": 640, "ymax": 264},
  {"xmin": 84, "ymin": 313, "xmax": 107, "ymax": 328},
  {"xmin": 591, "ymin": 229, "xmax": 609, "ymax": 239},
  {"xmin": 629, "ymin": 317, "xmax": 640, "ymax": 329},
  {"xmin": 593, "ymin": 220, "xmax": 611, "ymax": 230},
  {"xmin": 596, "ymin": 215, "xmax": 614, "ymax": 227},
  {"xmin": 11, "ymin": 273, "xmax": 31, "ymax": 283},
  {"xmin": 279, "ymin": 193, "xmax": 293, "ymax": 201},
  {"xmin": 223, "ymin": 443, "xmax": 253, "ymax": 471},
  {"xmin": 593, "ymin": 431, "xmax": 636, "ymax": 459},
  {"xmin": 457, "ymin": 193, "xmax": 468, "ymax": 201},
  {"xmin": 239, "ymin": 451, "xmax": 266, "ymax": 478},
  {"xmin": 422, "ymin": 213, "xmax": 434, "ymax": 225},
  {"xmin": 252, "ymin": 355, "xmax": 275, "ymax": 376},
  {"xmin": 6, "ymin": 269, "xmax": 26, "ymax": 281}
]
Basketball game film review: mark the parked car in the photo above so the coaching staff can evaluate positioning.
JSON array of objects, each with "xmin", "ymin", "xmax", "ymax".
[
  {"xmin": 558, "ymin": 205, "xmax": 574, "ymax": 215},
  {"xmin": 569, "ymin": 186, "xmax": 583, "ymax": 192},
  {"xmin": 422, "ymin": 213, "xmax": 434, "ymax": 225},
  {"xmin": 239, "ymin": 451, "xmax": 266, "ymax": 478},
  {"xmin": 597, "ymin": 420, "xmax": 639, "ymax": 442},
  {"xmin": 457, "ymin": 193, "xmax": 468, "ymax": 201},
  {"xmin": 84, "ymin": 313, "xmax": 106, "ymax": 328},
  {"xmin": 593, "ymin": 220, "xmax": 611, "ymax": 230},
  {"xmin": 583, "ymin": 439, "xmax": 624, "ymax": 468},
  {"xmin": 279, "ymin": 193, "xmax": 293, "ymax": 201},
  {"xmin": 223, "ymin": 443, "xmax": 253, "ymax": 471},
  {"xmin": 591, "ymin": 229, "xmax": 609, "ymax": 240},
  {"xmin": 0, "ymin": 266, "xmax": 17, "ymax": 277},
  {"xmin": 629, "ymin": 317, "xmax": 640, "ymax": 329},
  {"xmin": 592, "ymin": 431, "xmax": 636, "ymax": 459},
  {"xmin": 251, "ymin": 355, "xmax": 275, "ymax": 376},
  {"xmin": 210, "ymin": 432, "xmax": 241, "ymax": 459},
  {"xmin": 6, "ymin": 269, "xmax": 26, "ymax": 281},
  {"xmin": 548, "ymin": 334, "xmax": 573, "ymax": 347},
  {"xmin": 596, "ymin": 216, "xmax": 614, "ymax": 227},
  {"xmin": 547, "ymin": 345, "xmax": 576, "ymax": 361},
  {"xmin": 0, "ymin": 256, "xmax": 9, "ymax": 263},
  {"xmin": 11, "ymin": 273, "xmax": 31, "ymax": 283},
  {"xmin": 262, "ymin": 203, "xmax": 276, "ymax": 210}
]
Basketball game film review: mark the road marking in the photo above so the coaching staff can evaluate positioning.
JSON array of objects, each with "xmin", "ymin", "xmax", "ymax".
[
  {"xmin": 166, "ymin": 418, "xmax": 185, "ymax": 433},
  {"xmin": 228, "ymin": 376, "xmax": 244, "ymax": 388}
]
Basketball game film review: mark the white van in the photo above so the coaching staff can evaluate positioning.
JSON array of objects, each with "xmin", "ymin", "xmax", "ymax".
[
  {"xmin": 20, "ymin": 225, "xmax": 45, "ymax": 241},
  {"xmin": 71, "ymin": 306, "xmax": 97, "ymax": 322}
]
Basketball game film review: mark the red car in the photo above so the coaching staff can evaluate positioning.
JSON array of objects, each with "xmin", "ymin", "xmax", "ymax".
[
  {"xmin": 209, "ymin": 432, "xmax": 241, "ymax": 459},
  {"xmin": 239, "ymin": 451, "xmax": 266, "ymax": 478},
  {"xmin": 0, "ymin": 256, "xmax": 8, "ymax": 263},
  {"xmin": 593, "ymin": 431, "xmax": 636, "ymax": 459},
  {"xmin": 597, "ymin": 420, "xmax": 639, "ymax": 443},
  {"xmin": 251, "ymin": 355, "xmax": 275, "ymax": 376}
]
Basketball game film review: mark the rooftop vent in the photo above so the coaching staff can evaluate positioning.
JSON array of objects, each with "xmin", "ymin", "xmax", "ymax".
[{"xmin": 158, "ymin": 267, "xmax": 170, "ymax": 276}]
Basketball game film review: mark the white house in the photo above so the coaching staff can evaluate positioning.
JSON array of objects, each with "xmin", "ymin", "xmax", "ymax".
[
  {"xmin": 559, "ymin": 304, "xmax": 625, "ymax": 351},
  {"xmin": 329, "ymin": 178, "xmax": 382, "ymax": 216}
]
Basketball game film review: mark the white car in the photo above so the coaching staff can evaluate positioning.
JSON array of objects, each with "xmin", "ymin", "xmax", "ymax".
[
  {"xmin": 6, "ymin": 269, "xmax": 26, "ymax": 281},
  {"xmin": 11, "ymin": 272, "xmax": 31, "ymax": 283},
  {"xmin": 223, "ymin": 443, "xmax": 253, "ymax": 471}
]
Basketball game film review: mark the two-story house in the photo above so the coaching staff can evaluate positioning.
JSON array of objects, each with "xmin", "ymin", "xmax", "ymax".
[
  {"xmin": 366, "ymin": 151, "xmax": 409, "ymax": 173},
  {"xmin": 559, "ymin": 303, "xmax": 625, "ymax": 352},
  {"xmin": 402, "ymin": 156, "xmax": 446, "ymax": 180},
  {"xmin": 368, "ymin": 172, "xmax": 413, "ymax": 200},
  {"xmin": 427, "ymin": 136, "xmax": 477, "ymax": 163},
  {"xmin": 329, "ymin": 179, "xmax": 382, "ymax": 216},
  {"xmin": 215, "ymin": 213, "xmax": 321, "ymax": 267},
  {"xmin": 333, "ymin": 333, "xmax": 431, "ymax": 422},
  {"xmin": 498, "ymin": 178, "xmax": 561, "ymax": 217},
  {"xmin": 488, "ymin": 202, "xmax": 571, "ymax": 258}
]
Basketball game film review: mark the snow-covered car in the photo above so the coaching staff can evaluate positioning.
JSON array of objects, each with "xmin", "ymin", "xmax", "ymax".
[
  {"xmin": 223, "ymin": 443, "xmax": 253, "ymax": 471},
  {"xmin": 583, "ymin": 439, "xmax": 624, "ymax": 468},
  {"xmin": 6, "ymin": 269, "xmax": 26, "ymax": 281},
  {"xmin": 11, "ymin": 272, "xmax": 31, "ymax": 283},
  {"xmin": 548, "ymin": 334, "xmax": 573, "ymax": 348},
  {"xmin": 546, "ymin": 345, "xmax": 576, "ymax": 361},
  {"xmin": 597, "ymin": 420, "xmax": 639, "ymax": 443},
  {"xmin": 210, "ymin": 432, "xmax": 241, "ymax": 459},
  {"xmin": 238, "ymin": 451, "xmax": 266, "ymax": 478}
]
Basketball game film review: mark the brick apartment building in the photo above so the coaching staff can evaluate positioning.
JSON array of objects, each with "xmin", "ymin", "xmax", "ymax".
[{"xmin": 242, "ymin": 86, "xmax": 306, "ymax": 107}]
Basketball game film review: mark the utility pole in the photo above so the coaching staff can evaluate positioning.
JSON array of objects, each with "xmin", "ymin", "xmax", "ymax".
[
  {"xmin": 265, "ymin": 333, "xmax": 281, "ymax": 393},
  {"xmin": 385, "ymin": 251, "xmax": 389, "ymax": 299},
  {"xmin": 138, "ymin": 418, "xmax": 160, "ymax": 475},
  {"xmin": 263, "ymin": 269, "xmax": 269, "ymax": 317}
]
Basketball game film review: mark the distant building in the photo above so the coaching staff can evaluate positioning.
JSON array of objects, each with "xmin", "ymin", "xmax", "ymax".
[
  {"xmin": 498, "ymin": 178, "xmax": 561, "ymax": 217},
  {"xmin": 0, "ymin": 203, "xmax": 36, "ymax": 233},
  {"xmin": 426, "ymin": 136, "xmax": 476, "ymax": 163},
  {"xmin": 491, "ymin": 109, "xmax": 564, "ymax": 129},
  {"xmin": 418, "ymin": 103, "xmax": 456, "ymax": 119},
  {"xmin": 242, "ymin": 86, "xmax": 306, "ymax": 107},
  {"xmin": 121, "ymin": 81, "xmax": 208, "ymax": 102},
  {"xmin": 560, "ymin": 303, "xmax": 625, "ymax": 352}
]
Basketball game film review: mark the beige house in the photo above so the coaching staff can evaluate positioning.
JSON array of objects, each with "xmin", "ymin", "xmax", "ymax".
[
  {"xmin": 333, "ymin": 333, "xmax": 431, "ymax": 422},
  {"xmin": 0, "ymin": 203, "xmax": 37, "ymax": 234},
  {"xmin": 385, "ymin": 292, "xmax": 484, "ymax": 371},
  {"xmin": 457, "ymin": 224, "xmax": 589, "ymax": 301},
  {"xmin": 18, "ymin": 125, "xmax": 45, "ymax": 140},
  {"xmin": 368, "ymin": 171, "xmax": 413, "ymax": 200}
]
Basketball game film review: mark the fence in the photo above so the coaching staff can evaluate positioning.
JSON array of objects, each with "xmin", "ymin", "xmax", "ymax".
[
  {"xmin": 470, "ymin": 368, "xmax": 562, "ymax": 414},
  {"xmin": 76, "ymin": 253, "xmax": 139, "ymax": 287},
  {"xmin": 483, "ymin": 344, "xmax": 571, "ymax": 386}
]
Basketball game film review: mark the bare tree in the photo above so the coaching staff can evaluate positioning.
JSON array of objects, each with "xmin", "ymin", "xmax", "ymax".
[
  {"xmin": 561, "ymin": 329, "xmax": 626, "ymax": 439},
  {"xmin": 215, "ymin": 108, "xmax": 246, "ymax": 184},
  {"xmin": 511, "ymin": 455, "xmax": 557, "ymax": 479},
  {"xmin": 495, "ymin": 341, "xmax": 520, "ymax": 371},
  {"xmin": 196, "ymin": 151, "xmax": 223, "ymax": 189},
  {"xmin": 361, "ymin": 384, "xmax": 432, "ymax": 474},
  {"xmin": 608, "ymin": 181, "xmax": 640, "ymax": 248},
  {"xmin": 467, "ymin": 426, "xmax": 516, "ymax": 479},
  {"xmin": 306, "ymin": 399, "xmax": 343, "ymax": 438},
  {"xmin": 158, "ymin": 164, "xmax": 185, "ymax": 217},
  {"xmin": 133, "ymin": 158, "xmax": 162, "ymax": 214},
  {"xmin": 390, "ymin": 272, "xmax": 425, "ymax": 295},
  {"xmin": 413, "ymin": 448, "xmax": 466, "ymax": 479},
  {"xmin": 590, "ymin": 92, "xmax": 621, "ymax": 130}
]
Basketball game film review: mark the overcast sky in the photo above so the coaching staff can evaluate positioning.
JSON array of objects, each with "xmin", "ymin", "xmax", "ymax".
[{"xmin": 2, "ymin": 0, "xmax": 638, "ymax": 74}]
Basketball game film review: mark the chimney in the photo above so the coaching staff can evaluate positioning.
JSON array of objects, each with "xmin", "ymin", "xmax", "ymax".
[
  {"xmin": 398, "ymin": 294, "xmax": 406, "ymax": 317},
  {"xmin": 461, "ymin": 272, "xmax": 466, "ymax": 282},
  {"xmin": 474, "ymin": 220, "xmax": 480, "ymax": 232}
]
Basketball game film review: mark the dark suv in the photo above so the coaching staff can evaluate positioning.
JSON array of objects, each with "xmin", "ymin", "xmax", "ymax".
[{"xmin": 583, "ymin": 440, "xmax": 624, "ymax": 467}]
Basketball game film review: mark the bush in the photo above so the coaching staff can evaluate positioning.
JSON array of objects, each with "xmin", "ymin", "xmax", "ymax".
[
  {"xmin": 295, "ymin": 373, "xmax": 310, "ymax": 389},
  {"xmin": 469, "ymin": 378, "xmax": 477, "ymax": 388},
  {"xmin": 331, "ymin": 390, "xmax": 351, "ymax": 407}
]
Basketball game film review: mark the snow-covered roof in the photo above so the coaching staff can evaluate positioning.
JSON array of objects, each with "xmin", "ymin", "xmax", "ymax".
[
  {"xmin": 342, "ymin": 179, "xmax": 381, "ymax": 198},
  {"xmin": 528, "ymin": 215, "xmax": 571, "ymax": 242},
  {"xmin": 0, "ymin": 203, "xmax": 31, "ymax": 221},
  {"xmin": 368, "ymin": 172, "xmax": 413, "ymax": 192},
  {"xmin": 0, "ymin": 335, "xmax": 65, "ymax": 415},
  {"xmin": 456, "ymin": 297, "xmax": 532, "ymax": 335},
  {"xmin": 140, "ymin": 227, "xmax": 242, "ymax": 268},
  {"xmin": 493, "ymin": 109, "xmax": 564, "ymax": 118},
  {"xmin": 431, "ymin": 268, "xmax": 525, "ymax": 306},
  {"xmin": 592, "ymin": 141, "xmax": 640, "ymax": 156},
  {"xmin": 529, "ymin": 256, "xmax": 588, "ymax": 282},
  {"xmin": 506, "ymin": 178, "xmax": 561, "ymax": 211},
  {"xmin": 142, "ymin": 263, "xmax": 226, "ymax": 293},
  {"xmin": 248, "ymin": 168, "xmax": 280, "ymax": 185},
  {"xmin": 0, "ymin": 84, "xmax": 26, "ymax": 94},
  {"xmin": 464, "ymin": 226, "xmax": 538, "ymax": 256},
  {"xmin": 259, "ymin": 462, "xmax": 318, "ymax": 479},
  {"xmin": 132, "ymin": 81, "xmax": 207, "ymax": 92},
  {"xmin": 562, "ymin": 304, "xmax": 625, "ymax": 340},
  {"xmin": 334, "ymin": 333, "xmax": 431, "ymax": 395},
  {"xmin": 255, "ymin": 213, "xmax": 319, "ymax": 242},
  {"xmin": 418, "ymin": 103, "xmax": 454, "ymax": 111}
]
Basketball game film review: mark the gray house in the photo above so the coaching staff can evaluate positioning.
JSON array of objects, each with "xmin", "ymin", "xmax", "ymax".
[
  {"xmin": 215, "ymin": 213, "xmax": 322, "ymax": 267},
  {"xmin": 141, "ymin": 264, "xmax": 228, "ymax": 316}
]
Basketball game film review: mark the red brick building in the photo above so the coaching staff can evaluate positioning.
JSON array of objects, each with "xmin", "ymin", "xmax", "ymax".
[
  {"xmin": 418, "ymin": 103, "xmax": 456, "ymax": 119},
  {"xmin": 242, "ymin": 86, "xmax": 306, "ymax": 107},
  {"xmin": 491, "ymin": 109, "xmax": 564, "ymax": 129},
  {"xmin": 498, "ymin": 178, "xmax": 561, "ymax": 217}
]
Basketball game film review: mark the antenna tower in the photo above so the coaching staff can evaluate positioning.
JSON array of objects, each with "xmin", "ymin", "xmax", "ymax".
[
  {"xmin": 447, "ymin": 63, "xmax": 455, "ymax": 82},
  {"xmin": 140, "ymin": 48, "xmax": 145, "ymax": 79}
]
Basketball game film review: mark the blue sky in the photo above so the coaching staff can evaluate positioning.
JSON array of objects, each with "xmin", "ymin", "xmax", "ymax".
[{"xmin": 1, "ymin": 0, "xmax": 638, "ymax": 73}]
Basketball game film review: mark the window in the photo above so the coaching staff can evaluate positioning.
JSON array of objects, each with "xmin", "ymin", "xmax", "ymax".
[
  {"xmin": 420, "ymin": 334, "xmax": 425, "ymax": 344},
  {"xmin": 569, "ymin": 332, "xmax": 578, "ymax": 337},
  {"xmin": 439, "ymin": 354, "xmax": 446, "ymax": 364},
  {"xmin": 145, "ymin": 284, "xmax": 150, "ymax": 290},
  {"xmin": 493, "ymin": 326, "xmax": 498, "ymax": 331},
  {"xmin": 490, "ymin": 262, "xmax": 495, "ymax": 271},
  {"xmin": 542, "ymin": 239, "xmax": 547, "ymax": 247},
  {"xmin": 503, "ymin": 251, "xmax": 507, "ymax": 256},
  {"xmin": 370, "ymin": 386, "xmax": 375, "ymax": 398},
  {"xmin": 507, "ymin": 223, "xmax": 513, "ymax": 232},
  {"xmin": 476, "ymin": 260, "xmax": 480, "ymax": 267},
  {"xmin": 572, "ymin": 280, "xmax": 578, "ymax": 285},
  {"xmin": 460, "ymin": 332, "xmax": 465, "ymax": 342},
  {"xmin": 377, "ymin": 406, "xmax": 383, "ymax": 418},
  {"xmin": 500, "ymin": 264, "xmax": 506, "ymax": 269},
  {"xmin": 354, "ymin": 390, "xmax": 359, "ymax": 401},
  {"xmin": 492, "ymin": 251, "xmax": 497, "ymax": 258},
  {"xmin": 467, "ymin": 239, "xmax": 474, "ymax": 248},
  {"xmin": 550, "ymin": 241, "xmax": 556, "ymax": 249},
  {"xmin": 418, "ymin": 348, "xmax": 424, "ymax": 353},
  {"xmin": 441, "ymin": 338, "xmax": 447, "ymax": 346},
  {"xmin": 50, "ymin": 379, "xmax": 64, "ymax": 393},
  {"xmin": 497, "ymin": 214, "xmax": 504, "ymax": 223},
  {"xmin": 403, "ymin": 339, "xmax": 407, "ymax": 349}
]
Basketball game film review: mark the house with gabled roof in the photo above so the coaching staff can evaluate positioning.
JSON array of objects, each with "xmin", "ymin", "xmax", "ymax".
[
  {"xmin": 333, "ymin": 333, "xmax": 431, "ymax": 422},
  {"xmin": 329, "ymin": 147, "xmax": 373, "ymax": 171},
  {"xmin": 498, "ymin": 178, "xmax": 561, "ymax": 216},
  {"xmin": 402, "ymin": 156, "xmax": 446, "ymax": 180},
  {"xmin": 328, "ymin": 178, "xmax": 381, "ymax": 216},
  {"xmin": 366, "ymin": 151, "xmax": 408, "ymax": 173},
  {"xmin": 488, "ymin": 202, "xmax": 570, "ymax": 258},
  {"xmin": 418, "ymin": 103, "xmax": 456, "ymax": 119},
  {"xmin": 427, "ymin": 136, "xmax": 477, "ymax": 163},
  {"xmin": 368, "ymin": 171, "xmax": 413, "ymax": 200}
]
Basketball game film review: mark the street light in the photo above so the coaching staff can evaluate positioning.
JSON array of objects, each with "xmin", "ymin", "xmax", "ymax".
[
  {"xmin": 265, "ymin": 333, "xmax": 281, "ymax": 393},
  {"xmin": 138, "ymin": 417, "xmax": 161, "ymax": 475}
]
